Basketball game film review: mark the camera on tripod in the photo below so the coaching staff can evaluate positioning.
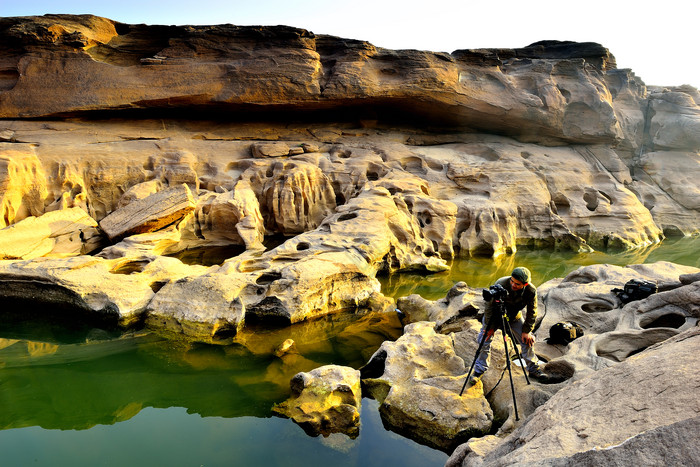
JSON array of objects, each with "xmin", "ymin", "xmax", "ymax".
[{"xmin": 482, "ymin": 283, "xmax": 507, "ymax": 302}]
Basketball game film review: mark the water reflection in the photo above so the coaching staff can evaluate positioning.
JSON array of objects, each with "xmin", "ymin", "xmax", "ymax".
[{"xmin": 0, "ymin": 310, "xmax": 401, "ymax": 432}]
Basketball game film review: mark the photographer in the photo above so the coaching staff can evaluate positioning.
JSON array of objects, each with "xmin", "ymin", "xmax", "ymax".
[{"xmin": 469, "ymin": 267, "xmax": 544, "ymax": 385}]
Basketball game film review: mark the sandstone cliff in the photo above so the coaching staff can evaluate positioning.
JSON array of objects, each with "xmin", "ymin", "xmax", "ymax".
[{"xmin": 0, "ymin": 14, "xmax": 698, "ymax": 341}]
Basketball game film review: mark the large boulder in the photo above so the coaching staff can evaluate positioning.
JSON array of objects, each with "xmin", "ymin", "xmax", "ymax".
[
  {"xmin": 272, "ymin": 365, "xmax": 362, "ymax": 438},
  {"xmin": 0, "ymin": 255, "xmax": 204, "ymax": 326},
  {"xmin": 0, "ymin": 207, "xmax": 102, "ymax": 259},
  {"xmin": 362, "ymin": 321, "xmax": 493, "ymax": 452}
]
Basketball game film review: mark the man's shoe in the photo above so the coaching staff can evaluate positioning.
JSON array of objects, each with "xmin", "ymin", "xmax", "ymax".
[
  {"xmin": 468, "ymin": 371, "xmax": 484, "ymax": 386},
  {"xmin": 528, "ymin": 366, "xmax": 545, "ymax": 380}
]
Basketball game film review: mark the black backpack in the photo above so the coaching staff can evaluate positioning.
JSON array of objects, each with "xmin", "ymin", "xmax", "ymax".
[
  {"xmin": 546, "ymin": 322, "xmax": 584, "ymax": 346},
  {"xmin": 612, "ymin": 279, "xmax": 658, "ymax": 304}
]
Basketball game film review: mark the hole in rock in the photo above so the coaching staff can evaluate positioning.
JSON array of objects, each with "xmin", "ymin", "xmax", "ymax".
[
  {"xmin": 552, "ymin": 195, "xmax": 570, "ymax": 216},
  {"xmin": 583, "ymin": 191, "xmax": 599, "ymax": 211},
  {"xmin": 625, "ymin": 345, "xmax": 650, "ymax": 359},
  {"xmin": 296, "ymin": 242, "xmax": 310, "ymax": 251},
  {"xmin": 563, "ymin": 271, "xmax": 597, "ymax": 284},
  {"xmin": 541, "ymin": 360, "xmax": 575, "ymax": 384},
  {"xmin": 212, "ymin": 324, "xmax": 237, "ymax": 340},
  {"xmin": 337, "ymin": 212, "xmax": 358, "ymax": 222},
  {"xmin": 359, "ymin": 348, "xmax": 387, "ymax": 379},
  {"xmin": 581, "ymin": 301, "xmax": 614, "ymax": 313},
  {"xmin": 166, "ymin": 244, "xmax": 246, "ymax": 267},
  {"xmin": 244, "ymin": 296, "xmax": 291, "ymax": 328},
  {"xmin": 558, "ymin": 87, "xmax": 572, "ymax": 102},
  {"xmin": 264, "ymin": 234, "xmax": 292, "ymax": 251},
  {"xmin": 256, "ymin": 272, "xmax": 283, "ymax": 285},
  {"xmin": 367, "ymin": 171, "xmax": 379, "ymax": 181},
  {"xmin": 401, "ymin": 156, "xmax": 426, "ymax": 174},
  {"xmin": 111, "ymin": 260, "xmax": 151, "ymax": 275},
  {"xmin": 599, "ymin": 191, "xmax": 613, "ymax": 205},
  {"xmin": 640, "ymin": 313, "xmax": 686, "ymax": 329},
  {"xmin": 425, "ymin": 159, "xmax": 444, "ymax": 171},
  {"xmin": 145, "ymin": 280, "xmax": 165, "ymax": 293},
  {"xmin": 594, "ymin": 331, "xmax": 675, "ymax": 363}
]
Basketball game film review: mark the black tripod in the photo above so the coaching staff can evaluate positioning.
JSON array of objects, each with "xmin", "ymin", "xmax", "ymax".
[{"xmin": 459, "ymin": 299, "xmax": 531, "ymax": 421}]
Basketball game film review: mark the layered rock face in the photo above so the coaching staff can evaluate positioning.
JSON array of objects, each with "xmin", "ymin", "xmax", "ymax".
[{"xmin": 0, "ymin": 14, "xmax": 698, "ymax": 341}]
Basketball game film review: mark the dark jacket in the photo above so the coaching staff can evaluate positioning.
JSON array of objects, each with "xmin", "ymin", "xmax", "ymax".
[{"xmin": 483, "ymin": 276, "xmax": 538, "ymax": 334}]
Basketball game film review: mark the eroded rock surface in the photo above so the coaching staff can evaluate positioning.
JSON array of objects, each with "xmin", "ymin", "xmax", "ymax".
[
  {"xmin": 0, "ymin": 16, "xmax": 698, "ymax": 342},
  {"xmin": 99, "ymin": 183, "xmax": 196, "ymax": 240},
  {"xmin": 385, "ymin": 262, "xmax": 699, "ymax": 463},
  {"xmin": 449, "ymin": 327, "xmax": 700, "ymax": 466},
  {"xmin": 273, "ymin": 364, "xmax": 362, "ymax": 438},
  {"xmin": 0, "ymin": 206, "xmax": 102, "ymax": 259},
  {"xmin": 1, "ymin": 14, "xmax": 698, "ymax": 464},
  {"xmin": 362, "ymin": 321, "xmax": 494, "ymax": 451}
]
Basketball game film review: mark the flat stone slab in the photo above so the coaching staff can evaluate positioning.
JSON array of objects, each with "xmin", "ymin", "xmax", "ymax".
[{"xmin": 99, "ymin": 184, "xmax": 196, "ymax": 241}]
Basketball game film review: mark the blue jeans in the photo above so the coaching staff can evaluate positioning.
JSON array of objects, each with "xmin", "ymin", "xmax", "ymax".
[{"xmin": 473, "ymin": 314, "xmax": 540, "ymax": 375}]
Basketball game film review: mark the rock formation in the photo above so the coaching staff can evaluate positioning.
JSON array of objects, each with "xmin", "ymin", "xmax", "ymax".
[
  {"xmin": 362, "ymin": 321, "xmax": 495, "ymax": 451},
  {"xmin": 273, "ymin": 364, "xmax": 362, "ymax": 438},
  {"xmin": 448, "ymin": 327, "xmax": 700, "ymax": 466},
  {"xmin": 0, "ymin": 13, "xmax": 698, "ymax": 340},
  {"xmin": 378, "ymin": 262, "xmax": 699, "ymax": 460},
  {"xmin": 0, "ymin": 13, "xmax": 698, "ymax": 463}
]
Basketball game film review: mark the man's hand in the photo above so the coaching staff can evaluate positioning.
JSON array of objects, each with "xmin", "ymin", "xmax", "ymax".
[{"xmin": 522, "ymin": 332, "xmax": 535, "ymax": 347}]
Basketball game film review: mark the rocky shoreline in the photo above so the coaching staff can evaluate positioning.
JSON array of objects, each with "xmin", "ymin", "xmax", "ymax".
[{"xmin": 0, "ymin": 14, "xmax": 699, "ymax": 465}]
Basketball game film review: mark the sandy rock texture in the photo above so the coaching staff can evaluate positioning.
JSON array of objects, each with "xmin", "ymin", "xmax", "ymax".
[
  {"xmin": 449, "ymin": 327, "xmax": 700, "ymax": 466},
  {"xmin": 388, "ymin": 262, "xmax": 699, "ymax": 462},
  {"xmin": 273, "ymin": 364, "xmax": 362, "ymax": 438},
  {"xmin": 0, "ymin": 15, "xmax": 698, "ymax": 341},
  {"xmin": 0, "ymin": 206, "xmax": 102, "ymax": 259},
  {"xmin": 362, "ymin": 321, "xmax": 494, "ymax": 451}
]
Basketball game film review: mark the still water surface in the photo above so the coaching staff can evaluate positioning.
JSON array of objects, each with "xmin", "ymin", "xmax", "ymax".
[{"xmin": 0, "ymin": 236, "xmax": 698, "ymax": 466}]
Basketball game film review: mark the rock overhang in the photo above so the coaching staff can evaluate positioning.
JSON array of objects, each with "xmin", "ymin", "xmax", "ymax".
[{"xmin": 0, "ymin": 15, "xmax": 634, "ymax": 145}]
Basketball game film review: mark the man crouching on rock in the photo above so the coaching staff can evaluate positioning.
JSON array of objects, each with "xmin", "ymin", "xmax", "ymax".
[{"xmin": 469, "ymin": 267, "xmax": 544, "ymax": 385}]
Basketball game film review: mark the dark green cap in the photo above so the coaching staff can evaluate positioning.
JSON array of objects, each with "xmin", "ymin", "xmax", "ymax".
[{"xmin": 512, "ymin": 267, "xmax": 531, "ymax": 284}]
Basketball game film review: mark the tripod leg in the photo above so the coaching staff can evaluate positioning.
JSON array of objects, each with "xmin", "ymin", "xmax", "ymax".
[
  {"xmin": 459, "ymin": 314, "xmax": 496, "ymax": 396},
  {"xmin": 500, "ymin": 312, "xmax": 520, "ymax": 421},
  {"xmin": 503, "ymin": 318, "xmax": 531, "ymax": 385}
]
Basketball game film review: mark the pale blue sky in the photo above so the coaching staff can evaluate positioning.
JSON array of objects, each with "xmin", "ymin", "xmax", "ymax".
[{"xmin": 2, "ymin": 0, "xmax": 698, "ymax": 88}]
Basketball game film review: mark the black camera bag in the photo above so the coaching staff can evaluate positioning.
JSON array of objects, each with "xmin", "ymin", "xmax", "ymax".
[
  {"xmin": 612, "ymin": 279, "xmax": 658, "ymax": 304},
  {"xmin": 546, "ymin": 321, "xmax": 584, "ymax": 346}
]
